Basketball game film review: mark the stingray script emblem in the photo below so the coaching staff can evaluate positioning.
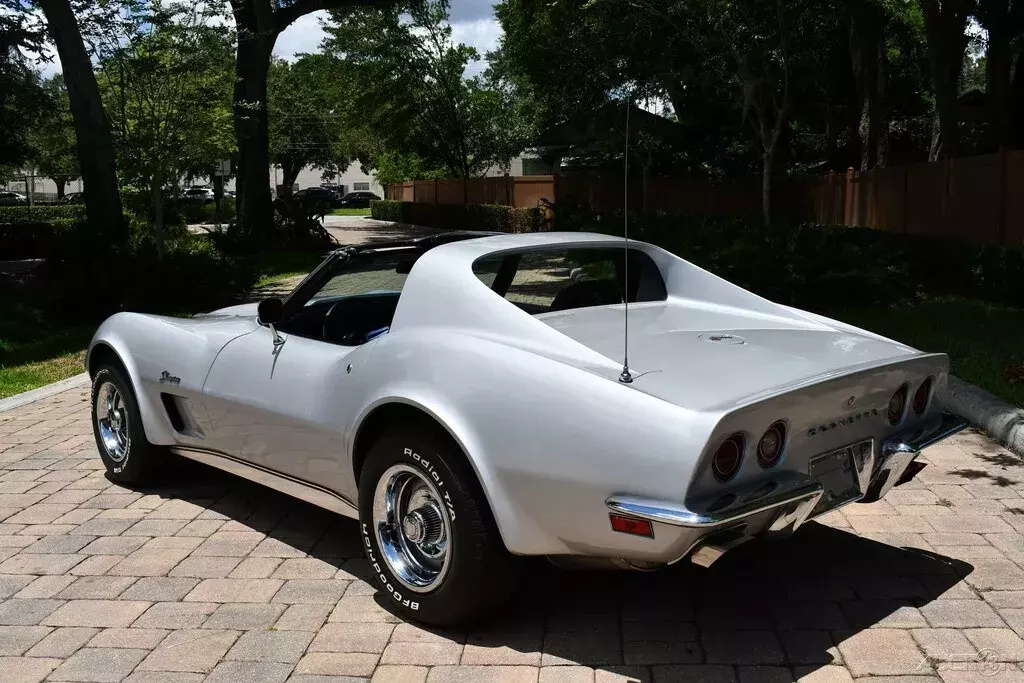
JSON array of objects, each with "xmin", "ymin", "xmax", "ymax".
[{"xmin": 158, "ymin": 371, "xmax": 181, "ymax": 385}]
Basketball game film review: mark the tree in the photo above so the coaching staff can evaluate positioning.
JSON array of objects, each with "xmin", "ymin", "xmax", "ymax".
[
  {"xmin": 268, "ymin": 54, "xmax": 351, "ymax": 196},
  {"xmin": 95, "ymin": 0, "xmax": 235, "ymax": 256},
  {"xmin": 227, "ymin": 0, "xmax": 387, "ymax": 242},
  {"xmin": 918, "ymin": 0, "xmax": 974, "ymax": 159},
  {"xmin": 323, "ymin": 0, "xmax": 531, "ymax": 179},
  {"xmin": 1, "ymin": 4, "xmax": 51, "ymax": 170},
  {"xmin": 975, "ymin": 0, "xmax": 1024, "ymax": 149},
  {"xmin": 848, "ymin": 0, "xmax": 889, "ymax": 169},
  {"xmin": 36, "ymin": 0, "xmax": 126, "ymax": 242},
  {"xmin": 31, "ymin": 75, "xmax": 79, "ymax": 199}
]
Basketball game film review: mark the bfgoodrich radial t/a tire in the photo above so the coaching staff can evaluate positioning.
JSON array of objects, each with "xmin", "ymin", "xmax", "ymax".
[
  {"xmin": 90, "ymin": 365, "xmax": 163, "ymax": 486},
  {"xmin": 358, "ymin": 426, "xmax": 522, "ymax": 625}
]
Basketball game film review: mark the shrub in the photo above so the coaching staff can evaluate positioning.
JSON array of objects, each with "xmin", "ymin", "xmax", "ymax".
[
  {"xmin": 0, "ymin": 218, "xmax": 81, "ymax": 260},
  {"xmin": 370, "ymin": 200, "xmax": 540, "ymax": 233},
  {"xmin": 555, "ymin": 204, "xmax": 1024, "ymax": 310},
  {"xmin": 0, "ymin": 205, "xmax": 85, "ymax": 224},
  {"xmin": 36, "ymin": 231, "xmax": 256, "ymax": 322},
  {"xmin": 178, "ymin": 198, "xmax": 235, "ymax": 225}
]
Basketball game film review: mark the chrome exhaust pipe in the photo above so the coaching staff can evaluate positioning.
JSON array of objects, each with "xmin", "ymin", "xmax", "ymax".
[{"xmin": 690, "ymin": 530, "xmax": 752, "ymax": 568}]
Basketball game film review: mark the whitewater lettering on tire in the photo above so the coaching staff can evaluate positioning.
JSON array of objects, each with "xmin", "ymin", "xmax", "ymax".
[
  {"xmin": 362, "ymin": 522, "xmax": 419, "ymax": 611},
  {"xmin": 404, "ymin": 447, "xmax": 457, "ymax": 522}
]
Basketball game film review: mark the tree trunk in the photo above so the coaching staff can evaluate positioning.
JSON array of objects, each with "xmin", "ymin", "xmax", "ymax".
[
  {"xmin": 234, "ymin": 34, "xmax": 276, "ymax": 241},
  {"xmin": 876, "ymin": 48, "xmax": 889, "ymax": 167},
  {"xmin": 281, "ymin": 159, "xmax": 302, "ymax": 196},
  {"xmin": 1011, "ymin": 40, "xmax": 1024, "ymax": 147},
  {"xmin": 54, "ymin": 178, "xmax": 66, "ymax": 201},
  {"xmin": 150, "ymin": 170, "xmax": 165, "ymax": 260},
  {"xmin": 919, "ymin": 0, "xmax": 968, "ymax": 159},
  {"xmin": 986, "ymin": 21, "xmax": 1013, "ymax": 149},
  {"xmin": 762, "ymin": 133, "xmax": 779, "ymax": 227},
  {"xmin": 38, "ymin": 0, "xmax": 124, "ymax": 243},
  {"xmin": 850, "ymin": 0, "xmax": 882, "ymax": 170}
]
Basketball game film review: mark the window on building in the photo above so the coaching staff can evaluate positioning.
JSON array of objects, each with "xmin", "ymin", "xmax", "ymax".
[{"xmin": 354, "ymin": 182, "xmax": 370, "ymax": 192}]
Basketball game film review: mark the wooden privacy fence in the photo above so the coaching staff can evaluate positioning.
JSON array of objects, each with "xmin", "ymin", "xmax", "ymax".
[
  {"xmin": 386, "ymin": 149, "xmax": 1024, "ymax": 246},
  {"xmin": 386, "ymin": 176, "xmax": 555, "ymax": 209},
  {"xmin": 793, "ymin": 149, "xmax": 1024, "ymax": 246}
]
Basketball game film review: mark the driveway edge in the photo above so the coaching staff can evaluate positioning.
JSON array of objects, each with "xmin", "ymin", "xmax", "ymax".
[
  {"xmin": 0, "ymin": 372, "xmax": 89, "ymax": 413},
  {"xmin": 946, "ymin": 375, "xmax": 1024, "ymax": 457}
]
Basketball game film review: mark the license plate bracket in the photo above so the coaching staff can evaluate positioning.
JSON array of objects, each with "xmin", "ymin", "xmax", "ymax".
[{"xmin": 808, "ymin": 442, "xmax": 864, "ymax": 516}]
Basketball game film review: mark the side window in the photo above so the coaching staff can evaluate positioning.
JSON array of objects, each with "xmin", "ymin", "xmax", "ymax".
[
  {"xmin": 473, "ymin": 247, "xmax": 666, "ymax": 315},
  {"xmin": 505, "ymin": 251, "xmax": 583, "ymax": 310}
]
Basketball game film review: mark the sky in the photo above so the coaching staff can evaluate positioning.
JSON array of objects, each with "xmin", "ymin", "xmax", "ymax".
[
  {"xmin": 275, "ymin": 0, "xmax": 501, "ymax": 76},
  {"xmin": 34, "ymin": 0, "xmax": 502, "ymax": 78}
]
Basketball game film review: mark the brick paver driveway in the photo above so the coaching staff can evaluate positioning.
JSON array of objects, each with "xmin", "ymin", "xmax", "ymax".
[{"xmin": 2, "ymin": 391, "xmax": 1024, "ymax": 683}]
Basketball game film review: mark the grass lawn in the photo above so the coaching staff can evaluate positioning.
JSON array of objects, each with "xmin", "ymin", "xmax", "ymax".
[
  {"xmin": 828, "ymin": 298, "xmax": 1024, "ymax": 407},
  {"xmin": 0, "ymin": 249, "xmax": 326, "ymax": 399},
  {"xmin": 0, "ymin": 296, "xmax": 94, "ymax": 399},
  {"xmin": 246, "ymin": 249, "xmax": 324, "ymax": 288},
  {"xmin": 327, "ymin": 208, "xmax": 371, "ymax": 217}
]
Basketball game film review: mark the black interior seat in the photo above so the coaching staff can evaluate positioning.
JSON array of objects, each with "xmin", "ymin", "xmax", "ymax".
[{"xmin": 548, "ymin": 279, "xmax": 623, "ymax": 312}]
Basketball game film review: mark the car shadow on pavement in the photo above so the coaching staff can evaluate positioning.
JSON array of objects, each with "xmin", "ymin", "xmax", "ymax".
[{"xmin": 130, "ymin": 459, "xmax": 973, "ymax": 681}]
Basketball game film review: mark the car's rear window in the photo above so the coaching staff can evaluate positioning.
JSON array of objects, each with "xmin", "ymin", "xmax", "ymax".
[{"xmin": 472, "ymin": 246, "xmax": 667, "ymax": 315}]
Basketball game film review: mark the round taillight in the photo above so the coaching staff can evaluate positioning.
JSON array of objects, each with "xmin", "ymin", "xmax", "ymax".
[
  {"xmin": 712, "ymin": 434, "xmax": 744, "ymax": 482},
  {"xmin": 913, "ymin": 378, "xmax": 932, "ymax": 415},
  {"xmin": 888, "ymin": 385, "xmax": 908, "ymax": 425},
  {"xmin": 757, "ymin": 421, "xmax": 786, "ymax": 468}
]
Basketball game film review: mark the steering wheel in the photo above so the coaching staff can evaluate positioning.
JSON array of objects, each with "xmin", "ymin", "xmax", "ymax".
[{"xmin": 323, "ymin": 300, "xmax": 362, "ymax": 346}]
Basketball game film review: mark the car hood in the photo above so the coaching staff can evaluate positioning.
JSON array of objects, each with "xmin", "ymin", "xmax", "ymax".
[
  {"xmin": 196, "ymin": 302, "xmax": 259, "ymax": 319},
  {"xmin": 537, "ymin": 300, "xmax": 918, "ymax": 412}
]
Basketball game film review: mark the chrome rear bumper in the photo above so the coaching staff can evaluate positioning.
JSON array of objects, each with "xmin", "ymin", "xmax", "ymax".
[{"xmin": 605, "ymin": 412, "xmax": 970, "ymax": 565}]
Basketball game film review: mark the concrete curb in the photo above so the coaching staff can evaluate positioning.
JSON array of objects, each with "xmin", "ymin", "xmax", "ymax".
[
  {"xmin": 0, "ymin": 373, "xmax": 89, "ymax": 413},
  {"xmin": 946, "ymin": 375, "xmax": 1024, "ymax": 457}
]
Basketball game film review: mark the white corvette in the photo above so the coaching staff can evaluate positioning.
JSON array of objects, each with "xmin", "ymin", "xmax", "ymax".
[{"xmin": 87, "ymin": 231, "xmax": 967, "ymax": 624}]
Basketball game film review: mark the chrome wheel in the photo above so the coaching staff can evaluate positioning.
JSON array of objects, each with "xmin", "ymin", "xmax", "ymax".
[
  {"xmin": 372, "ymin": 464, "xmax": 452, "ymax": 593},
  {"xmin": 95, "ymin": 381, "xmax": 129, "ymax": 462}
]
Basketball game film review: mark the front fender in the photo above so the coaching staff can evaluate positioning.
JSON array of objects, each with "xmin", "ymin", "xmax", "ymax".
[{"xmin": 88, "ymin": 312, "xmax": 257, "ymax": 446}]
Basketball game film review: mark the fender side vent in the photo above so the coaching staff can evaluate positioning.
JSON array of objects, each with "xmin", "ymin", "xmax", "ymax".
[{"xmin": 160, "ymin": 393, "xmax": 186, "ymax": 433}]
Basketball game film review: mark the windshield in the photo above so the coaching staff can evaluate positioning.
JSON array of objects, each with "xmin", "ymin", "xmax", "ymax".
[{"xmin": 307, "ymin": 252, "xmax": 411, "ymax": 304}]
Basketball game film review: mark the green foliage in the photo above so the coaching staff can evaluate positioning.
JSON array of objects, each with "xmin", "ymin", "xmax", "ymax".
[
  {"xmin": 0, "ymin": 4, "xmax": 50, "ymax": 170},
  {"xmin": 177, "ymin": 197, "xmax": 235, "ymax": 225},
  {"xmin": 269, "ymin": 54, "xmax": 353, "ymax": 190},
  {"xmin": 0, "ymin": 205, "xmax": 88, "ymax": 260},
  {"xmin": 94, "ymin": 0, "xmax": 235, "ymax": 243},
  {"xmin": 323, "ymin": 0, "xmax": 532, "ymax": 180},
  {"xmin": 370, "ymin": 200, "xmax": 539, "ymax": 233},
  {"xmin": 0, "ymin": 205, "xmax": 86, "ymax": 223},
  {"xmin": 29, "ymin": 76, "xmax": 79, "ymax": 193},
  {"xmin": 557, "ymin": 205, "xmax": 1024, "ymax": 310}
]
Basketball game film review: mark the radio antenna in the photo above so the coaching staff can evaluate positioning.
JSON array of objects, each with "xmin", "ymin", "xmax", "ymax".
[{"xmin": 619, "ymin": 96, "xmax": 633, "ymax": 384}]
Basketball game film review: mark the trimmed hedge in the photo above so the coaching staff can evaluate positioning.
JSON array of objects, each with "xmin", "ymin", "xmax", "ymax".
[
  {"xmin": 557, "ymin": 206, "xmax": 1024, "ymax": 311},
  {"xmin": 371, "ymin": 200, "xmax": 539, "ymax": 233},
  {"xmin": 0, "ymin": 219, "xmax": 81, "ymax": 260},
  {"xmin": 0, "ymin": 206, "xmax": 89, "ymax": 260},
  {"xmin": 0, "ymin": 205, "xmax": 85, "ymax": 224}
]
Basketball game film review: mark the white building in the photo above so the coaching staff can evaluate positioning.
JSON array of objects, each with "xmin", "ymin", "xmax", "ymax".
[{"xmin": 3, "ymin": 161, "xmax": 383, "ymax": 201}]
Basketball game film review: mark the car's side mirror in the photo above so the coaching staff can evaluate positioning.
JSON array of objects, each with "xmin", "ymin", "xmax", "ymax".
[{"xmin": 257, "ymin": 298, "xmax": 283, "ymax": 325}]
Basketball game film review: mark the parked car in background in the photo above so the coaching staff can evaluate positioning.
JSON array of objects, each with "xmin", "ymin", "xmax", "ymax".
[
  {"xmin": 62, "ymin": 192, "xmax": 85, "ymax": 204},
  {"xmin": 293, "ymin": 186, "xmax": 337, "ymax": 208},
  {"xmin": 337, "ymin": 191, "xmax": 381, "ymax": 208},
  {"xmin": 182, "ymin": 187, "xmax": 215, "ymax": 204},
  {"xmin": 0, "ymin": 191, "xmax": 28, "ymax": 206},
  {"xmin": 320, "ymin": 183, "xmax": 346, "ymax": 201}
]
